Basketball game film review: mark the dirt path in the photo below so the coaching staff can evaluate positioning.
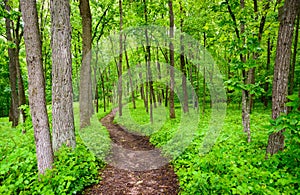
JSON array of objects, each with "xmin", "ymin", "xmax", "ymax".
[{"xmin": 84, "ymin": 109, "xmax": 179, "ymax": 195}]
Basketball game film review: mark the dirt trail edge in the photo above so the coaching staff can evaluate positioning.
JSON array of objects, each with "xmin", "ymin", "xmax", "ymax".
[{"xmin": 84, "ymin": 108, "xmax": 179, "ymax": 195}]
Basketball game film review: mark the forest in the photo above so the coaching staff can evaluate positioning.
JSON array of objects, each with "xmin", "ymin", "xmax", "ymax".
[{"xmin": 0, "ymin": 0, "xmax": 300, "ymax": 194}]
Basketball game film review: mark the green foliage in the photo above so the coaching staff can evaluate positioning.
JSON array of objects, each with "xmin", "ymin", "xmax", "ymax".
[{"xmin": 0, "ymin": 103, "xmax": 109, "ymax": 194}]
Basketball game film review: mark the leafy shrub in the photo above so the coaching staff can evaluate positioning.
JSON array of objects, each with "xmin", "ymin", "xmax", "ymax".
[{"xmin": 0, "ymin": 103, "xmax": 109, "ymax": 194}]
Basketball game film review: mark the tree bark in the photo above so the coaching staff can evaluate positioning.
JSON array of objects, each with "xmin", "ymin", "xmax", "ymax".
[
  {"xmin": 4, "ymin": 1, "xmax": 19, "ymax": 127},
  {"xmin": 180, "ymin": 1, "xmax": 189, "ymax": 114},
  {"xmin": 51, "ymin": 0, "xmax": 76, "ymax": 151},
  {"xmin": 240, "ymin": 0, "xmax": 251, "ymax": 142},
  {"xmin": 168, "ymin": 0, "xmax": 175, "ymax": 119},
  {"xmin": 288, "ymin": 12, "xmax": 299, "ymax": 96},
  {"xmin": 266, "ymin": 0, "xmax": 300, "ymax": 158},
  {"xmin": 79, "ymin": 0, "xmax": 93, "ymax": 128},
  {"xmin": 20, "ymin": 0, "xmax": 54, "ymax": 174}
]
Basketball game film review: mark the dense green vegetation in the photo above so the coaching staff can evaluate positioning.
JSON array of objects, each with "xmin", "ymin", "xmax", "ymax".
[
  {"xmin": 1, "ymin": 0, "xmax": 300, "ymax": 193},
  {"xmin": 116, "ymin": 100, "xmax": 300, "ymax": 194},
  {"xmin": 0, "ymin": 104, "xmax": 110, "ymax": 194}
]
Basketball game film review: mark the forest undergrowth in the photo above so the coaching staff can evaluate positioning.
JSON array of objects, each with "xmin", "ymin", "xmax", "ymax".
[{"xmin": 115, "ymin": 100, "xmax": 300, "ymax": 194}]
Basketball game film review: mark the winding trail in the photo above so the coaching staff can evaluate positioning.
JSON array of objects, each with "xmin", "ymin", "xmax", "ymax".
[{"xmin": 85, "ymin": 109, "xmax": 179, "ymax": 194}]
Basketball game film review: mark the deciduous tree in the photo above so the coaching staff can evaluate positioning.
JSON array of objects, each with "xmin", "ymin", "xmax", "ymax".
[{"xmin": 20, "ymin": 0, "xmax": 54, "ymax": 174}]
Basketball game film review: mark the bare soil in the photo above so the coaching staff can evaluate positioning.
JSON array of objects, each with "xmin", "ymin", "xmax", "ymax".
[{"xmin": 84, "ymin": 109, "xmax": 179, "ymax": 195}]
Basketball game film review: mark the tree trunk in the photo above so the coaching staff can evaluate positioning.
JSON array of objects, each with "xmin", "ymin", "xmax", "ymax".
[
  {"xmin": 168, "ymin": 0, "xmax": 175, "ymax": 119},
  {"xmin": 101, "ymin": 71, "xmax": 106, "ymax": 112},
  {"xmin": 20, "ymin": 0, "xmax": 54, "ymax": 175},
  {"xmin": 51, "ymin": 0, "xmax": 76, "ymax": 151},
  {"xmin": 79, "ymin": 0, "xmax": 93, "ymax": 128},
  {"xmin": 266, "ymin": 0, "xmax": 300, "ymax": 158},
  {"xmin": 263, "ymin": 37, "xmax": 272, "ymax": 108},
  {"xmin": 15, "ymin": 11, "xmax": 27, "ymax": 124},
  {"xmin": 156, "ymin": 47, "xmax": 163, "ymax": 105},
  {"xmin": 124, "ymin": 37, "xmax": 136, "ymax": 109},
  {"xmin": 288, "ymin": 12, "xmax": 299, "ymax": 96},
  {"xmin": 180, "ymin": 1, "xmax": 189, "ymax": 114},
  {"xmin": 118, "ymin": 0, "xmax": 123, "ymax": 117},
  {"xmin": 4, "ymin": 1, "xmax": 19, "ymax": 127},
  {"xmin": 240, "ymin": 0, "xmax": 251, "ymax": 143}
]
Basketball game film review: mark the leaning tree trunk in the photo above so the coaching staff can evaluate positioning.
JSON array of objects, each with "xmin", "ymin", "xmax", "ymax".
[
  {"xmin": 266, "ymin": 0, "xmax": 300, "ymax": 158},
  {"xmin": 79, "ymin": 0, "xmax": 93, "ymax": 128},
  {"xmin": 20, "ymin": 0, "xmax": 54, "ymax": 175},
  {"xmin": 4, "ymin": 1, "xmax": 19, "ymax": 127},
  {"xmin": 50, "ymin": 0, "xmax": 76, "ymax": 151}
]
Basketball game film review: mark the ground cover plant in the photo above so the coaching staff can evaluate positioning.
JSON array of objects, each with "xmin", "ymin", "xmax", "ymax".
[
  {"xmin": 0, "ymin": 104, "xmax": 110, "ymax": 194},
  {"xmin": 115, "ymin": 100, "xmax": 300, "ymax": 194}
]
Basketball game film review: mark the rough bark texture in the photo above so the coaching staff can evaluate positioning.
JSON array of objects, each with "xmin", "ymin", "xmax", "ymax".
[
  {"xmin": 4, "ymin": 1, "xmax": 19, "ymax": 127},
  {"xmin": 79, "ymin": 0, "xmax": 93, "ymax": 128},
  {"xmin": 266, "ymin": 0, "xmax": 300, "ymax": 158},
  {"xmin": 288, "ymin": 13, "xmax": 299, "ymax": 96},
  {"xmin": 20, "ymin": 0, "xmax": 54, "ymax": 174},
  {"xmin": 168, "ymin": 0, "xmax": 175, "ymax": 119},
  {"xmin": 50, "ymin": 0, "xmax": 76, "ymax": 151}
]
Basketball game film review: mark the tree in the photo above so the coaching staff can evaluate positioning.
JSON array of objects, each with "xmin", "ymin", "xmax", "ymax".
[
  {"xmin": 143, "ymin": 0, "xmax": 154, "ymax": 123},
  {"xmin": 79, "ymin": 0, "xmax": 93, "ymax": 128},
  {"xmin": 168, "ymin": 0, "xmax": 175, "ymax": 119},
  {"xmin": 180, "ymin": 0, "xmax": 189, "ymax": 114},
  {"xmin": 50, "ymin": 0, "xmax": 76, "ymax": 151},
  {"xmin": 20, "ymin": 0, "xmax": 54, "ymax": 174},
  {"xmin": 4, "ymin": 0, "xmax": 19, "ymax": 127},
  {"xmin": 266, "ymin": 0, "xmax": 300, "ymax": 158}
]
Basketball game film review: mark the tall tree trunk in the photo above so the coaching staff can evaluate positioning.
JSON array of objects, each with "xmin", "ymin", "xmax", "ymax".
[
  {"xmin": 240, "ymin": 0, "xmax": 251, "ymax": 143},
  {"xmin": 168, "ymin": 0, "xmax": 175, "ymax": 119},
  {"xmin": 51, "ymin": 0, "xmax": 76, "ymax": 151},
  {"xmin": 118, "ymin": 0, "xmax": 123, "ymax": 117},
  {"xmin": 139, "ymin": 68, "xmax": 147, "ymax": 110},
  {"xmin": 143, "ymin": 0, "xmax": 154, "ymax": 123},
  {"xmin": 124, "ymin": 37, "xmax": 136, "ymax": 109},
  {"xmin": 263, "ymin": 37, "xmax": 272, "ymax": 108},
  {"xmin": 266, "ymin": 0, "xmax": 300, "ymax": 158},
  {"xmin": 101, "ymin": 70, "xmax": 106, "ymax": 112},
  {"xmin": 288, "ymin": 12, "xmax": 299, "ymax": 96},
  {"xmin": 79, "ymin": 0, "xmax": 93, "ymax": 128},
  {"xmin": 180, "ymin": 1, "xmax": 189, "ymax": 114},
  {"xmin": 156, "ymin": 47, "xmax": 163, "ymax": 105},
  {"xmin": 20, "ymin": 0, "xmax": 54, "ymax": 175},
  {"xmin": 15, "ymin": 10, "xmax": 27, "ymax": 123},
  {"xmin": 4, "ymin": 1, "xmax": 19, "ymax": 127}
]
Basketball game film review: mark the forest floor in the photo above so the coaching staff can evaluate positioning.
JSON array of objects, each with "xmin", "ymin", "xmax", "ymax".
[{"xmin": 84, "ymin": 109, "xmax": 179, "ymax": 195}]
